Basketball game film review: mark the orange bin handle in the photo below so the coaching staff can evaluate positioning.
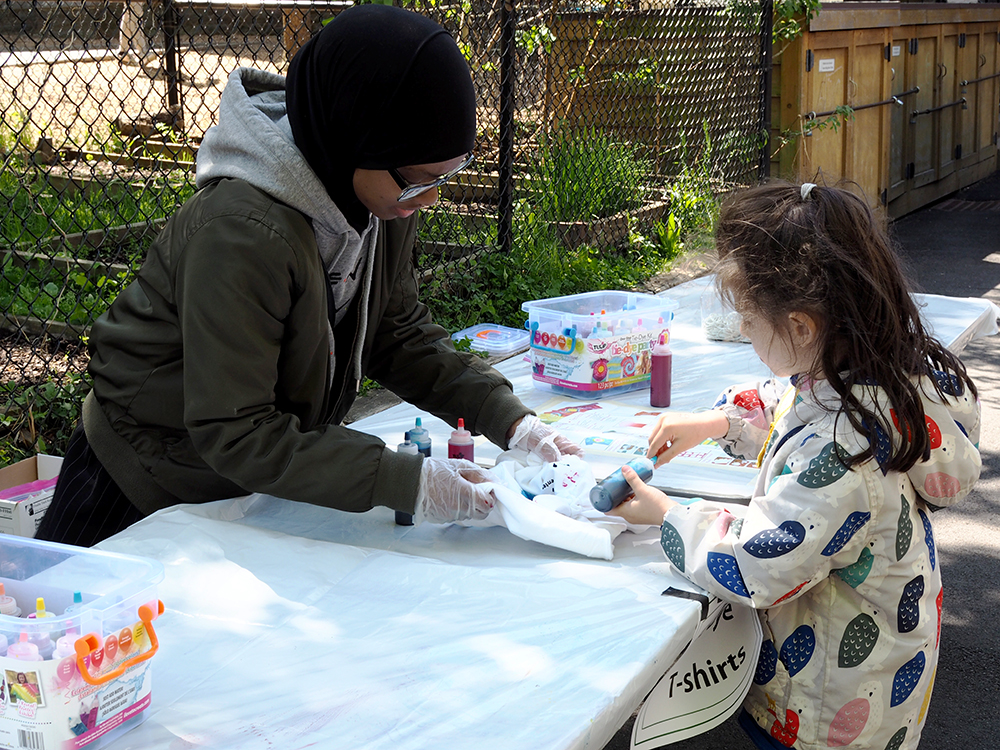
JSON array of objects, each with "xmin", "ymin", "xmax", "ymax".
[{"xmin": 75, "ymin": 600, "xmax": 164, "ymax": 686}]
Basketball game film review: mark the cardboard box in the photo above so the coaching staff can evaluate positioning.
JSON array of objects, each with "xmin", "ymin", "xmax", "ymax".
[{"xmin": 0, "ymin": 454, "xmax": 63, "ymax": 537}]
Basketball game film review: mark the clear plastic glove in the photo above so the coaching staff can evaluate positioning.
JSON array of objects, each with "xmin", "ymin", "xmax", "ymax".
[
  {"xmin": 508, "ymin": 414, "xmax": 584, "ymax": 462},
  {"xmin": 414, "ymin": 457, "xmax": 497, "ymax": 524}
]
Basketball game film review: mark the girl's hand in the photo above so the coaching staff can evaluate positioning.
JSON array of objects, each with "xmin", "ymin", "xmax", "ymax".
[
  {"xmin": 607, "ymin": 465, "xmax": 678, "ymax": 526},
  {"xmin": 646, "ymin": 410, "xmax": 729, "ymax": 463}
]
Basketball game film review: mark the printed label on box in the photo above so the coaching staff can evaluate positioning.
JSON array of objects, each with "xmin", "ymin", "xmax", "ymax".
[
  {"xmin": 530, "ymin": 328, "xmax": 663, "ymax": 394},
  {"xmin": 0, "ymin": 621, "xmax": 153, "ymax": 750}
]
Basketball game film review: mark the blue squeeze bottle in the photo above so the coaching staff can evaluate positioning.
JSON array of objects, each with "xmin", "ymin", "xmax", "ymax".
[
  {"xmin": 395, "ymin": 435, "xmax": 421, "ymax": 527},
  {"xmin": 589, "ymin": 456, "xmax": 657, "ymax": 512},
  {"xmin": 408, "ymin": 418, "xmax": 432, "ymax": 457}
]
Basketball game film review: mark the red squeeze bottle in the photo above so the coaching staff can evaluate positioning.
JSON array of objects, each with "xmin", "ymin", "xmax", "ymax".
[
  {"xmin": 650, "ymin": 332, "xmax": 672, "ymax": 408},
  {"xmin": 448, "ymin": 418, "xmax": 475, "ymax": 462}
]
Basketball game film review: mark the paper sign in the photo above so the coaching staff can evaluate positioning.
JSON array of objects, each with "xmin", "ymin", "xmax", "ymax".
[
  {"xmin": 632, "ymin": 603, "xmax": 762, "ymax": 748},
  {"xmin": 818, "ymin": 58, "xmax": 836, "ymax": 73}
]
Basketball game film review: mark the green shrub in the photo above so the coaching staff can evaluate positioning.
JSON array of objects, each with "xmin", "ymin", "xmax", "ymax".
[
  {"xmin": 0, "ymin": 255, "xmax": 133, "ymax": 327},
  {"xmin": 529, "ymin": 129, "xmax": 652, "ymax": 222},
  {"xmin": 0, "ymin": 371, "xmax": 90, "ymax": 462}
]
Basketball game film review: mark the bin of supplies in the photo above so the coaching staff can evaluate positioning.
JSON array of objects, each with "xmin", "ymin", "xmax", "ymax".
[
  {"xmin": 522, "ymin": 290, "xmax": 677, "ymax": 398},
  {"xmin": 0, "ymin": 534, "xmax": 164, "ymax": 749}
]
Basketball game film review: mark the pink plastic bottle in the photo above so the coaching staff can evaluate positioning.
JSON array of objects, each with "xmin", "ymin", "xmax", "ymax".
[
  {"xmin": 448, "ymin": 418, "xmax": 475, "ymax": 462},
  {"xmin": 8, "ymin": 632, "xmax": 42, "ymax": 662},
  {"xmin": 650, "ymin": 332, "xmax": 672, "ymax": 408}
]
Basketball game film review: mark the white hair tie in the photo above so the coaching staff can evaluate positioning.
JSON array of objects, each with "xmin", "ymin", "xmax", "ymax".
[{"xmin": 800, "ymin": 182, "xmax": 817, "ymax": 200}]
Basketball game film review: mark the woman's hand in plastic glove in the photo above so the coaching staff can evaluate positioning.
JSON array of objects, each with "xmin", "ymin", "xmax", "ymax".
[
  {"xmin": 415, "ymin": 457, "xmax": 497, "ymax": 524},
  {"xmin": 508, "ymin": 415, "xmax": 584, "ymax": 462}
]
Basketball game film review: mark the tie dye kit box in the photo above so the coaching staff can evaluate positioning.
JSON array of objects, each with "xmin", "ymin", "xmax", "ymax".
[
  {"xmin": 0, "ymin": 534, "xmax": 163, "ymax": 749},
  {"xmin": 522, "ymin": 291, "xmax": 677, "ymax": 398}
]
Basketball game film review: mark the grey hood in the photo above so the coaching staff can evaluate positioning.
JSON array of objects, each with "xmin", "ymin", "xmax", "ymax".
[{"xmin": 196, "ymin": 67, "xmax": 376, "ymax": 385}]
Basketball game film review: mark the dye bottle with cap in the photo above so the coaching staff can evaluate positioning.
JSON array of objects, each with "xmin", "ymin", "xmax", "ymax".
[
  {"xmin": 8, "ymin": 632, "xmax": 42, "ymax": 662},
  {"xmin": 0, "ymin": 583, "xmax": 20, "ymax": 617},
  {"xmin": 447, "ymin": 418, "xmax": 474, "ymax": 462},
  {"xmin": 589, "ymin": 456, "xmax": 656, "ymax": 512},
  {"xmin": 63, "ymin": 590, "xmax": 85, "ymax": 615},
  {"xmin": 649, "ymin": 331, "xmax": 672, "ymax": 408},
  {"xmin": 408, "ymin": 418, "xmax": 432, "ymax": 457},
  {"xmin": 395, "ymin": 436, "xmax": 420, "ymax": 527}
]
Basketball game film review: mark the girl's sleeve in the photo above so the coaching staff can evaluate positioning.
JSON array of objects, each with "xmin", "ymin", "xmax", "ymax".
[
  {"xmin": 712, "ymin": 379, "xmax": 786, "ymax": 460},
  {"xmin": 659, "ymin": 432, "xmax": 874, "ymax": 608},
  {"xmin": 906, "ymin": 381, "xmax": 982, "ymax": 508}
]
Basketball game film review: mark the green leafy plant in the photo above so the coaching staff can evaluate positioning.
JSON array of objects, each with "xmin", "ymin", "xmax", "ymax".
[
  {"xmin": 0, "ymin": 255, "xmax": 134, "ymax": 327},
  {"xmin": 665, "ymin": 124, "xmax": 720, "ymax": 236},
  {"xmin": 0, "ymin": 371, "xmax": 91, "ymax": 461},
  {"xmin": 530, "ymin": 129, "xmax": 651, "ymax": 222},
  {"xmin": 452, "ymin": 337, "xmax": 489, "ymax": 358},
  {"xmin": 723, "ymin": 0, "xmax": 821, "ymax": 45},
  {"xmin": 774, "ymin": 0, "xmax": 822, "ymax": 42},
  {"xmin": 420, "ymin": 190, "xmax": 691, "ymax": 334},
  {"xmin": 0, "ymin": 110, "xmax": 36, "ymax": 168},
  {"xmin": 774, "ymin": 104, "xmax": 855, "ymax": 159}
]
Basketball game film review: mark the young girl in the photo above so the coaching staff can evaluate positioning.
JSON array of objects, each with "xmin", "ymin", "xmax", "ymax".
[{"xmin": 611, "ymin": 182, "xmax": 981, "ymax": 750}]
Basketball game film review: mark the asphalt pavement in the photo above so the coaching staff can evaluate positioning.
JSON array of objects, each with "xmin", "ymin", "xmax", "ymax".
[{"xmin": 601, "ymin": 170, "xmax": 1000, "ymax": 750}]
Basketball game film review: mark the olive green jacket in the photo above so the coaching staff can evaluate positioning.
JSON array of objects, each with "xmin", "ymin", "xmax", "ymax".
[{"xmin": 85, "ymin": 178, "xmax": 530, "ymax": 516}]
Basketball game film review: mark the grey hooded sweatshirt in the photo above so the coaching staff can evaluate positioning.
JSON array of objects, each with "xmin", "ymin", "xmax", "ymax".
[{"xmin": 83, "ymin": 67, "xmax": 530, "ymax": 517}]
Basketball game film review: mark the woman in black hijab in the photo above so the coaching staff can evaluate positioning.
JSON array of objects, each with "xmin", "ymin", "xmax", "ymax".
[
  {"xmin": 286, "ymin": 4, "xmax": 478, "ymax": 232},
  {"xmin": 37, "ymin": 5, "xmax": 579, "ymax": 547}
]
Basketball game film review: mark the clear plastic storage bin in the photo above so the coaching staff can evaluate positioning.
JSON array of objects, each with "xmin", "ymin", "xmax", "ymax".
[
  {"xmin": 452, "ymin": 323, "xmax": 530, "ymax": 357},
  {"xmin": 522, "ymin": 290, "xmax": 677, "ymax": 398},
  {"xmin": 0, "ymin": 534, "xmax": 164, "ymax": 750}
]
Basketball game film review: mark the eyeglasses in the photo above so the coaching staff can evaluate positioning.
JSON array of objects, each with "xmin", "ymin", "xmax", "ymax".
[{"xmin": 388, "ymin": 153, "xmax": 474, "ymax": 202}]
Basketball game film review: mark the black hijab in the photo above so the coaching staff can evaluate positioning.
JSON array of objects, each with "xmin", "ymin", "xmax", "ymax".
[{"xmin": 286, "ymin": 5, "xmax": 477, "ymax": 232}]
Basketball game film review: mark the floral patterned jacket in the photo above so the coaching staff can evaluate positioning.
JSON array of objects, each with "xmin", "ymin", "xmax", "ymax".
[{"xmin": 659, "ymin": 373, "xmax": 980, "ymax": 750}]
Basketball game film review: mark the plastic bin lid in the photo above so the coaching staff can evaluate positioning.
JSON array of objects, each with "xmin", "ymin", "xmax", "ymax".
[
  {"xmin": 452, "ymin": 324, "xmax": 530, "ymax": 356},
  {"xmin": 521, "ymin": 290, "xmax": 677, "ymax": 317}
]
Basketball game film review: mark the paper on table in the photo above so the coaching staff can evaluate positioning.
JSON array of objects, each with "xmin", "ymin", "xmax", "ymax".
[
  {"xmin": 632, "ymin": 602, "xmax": 762, "ymax": 748},
  {"xmin": 533, "ymin": 399, "xmax": 759, "ymax": 496}
]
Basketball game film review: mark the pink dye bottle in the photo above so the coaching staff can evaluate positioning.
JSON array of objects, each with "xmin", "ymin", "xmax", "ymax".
[
  {"xmin": 650, "ymin": 332, "xmax": 672, "ymax": 408},
  {"xmin": 448, "ymin": 418, "xmax": 475, "ymax": 462}
]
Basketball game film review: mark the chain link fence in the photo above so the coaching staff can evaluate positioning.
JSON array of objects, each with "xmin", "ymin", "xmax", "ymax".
[{"xmin": 1, "ymin": 0, "xmax": 768, "ymax": 460}]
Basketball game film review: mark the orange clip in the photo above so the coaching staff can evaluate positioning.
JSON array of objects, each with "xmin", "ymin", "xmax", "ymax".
[{"xmin": 75, "ymin": 600, "xmax": 164, "ymax": 686}]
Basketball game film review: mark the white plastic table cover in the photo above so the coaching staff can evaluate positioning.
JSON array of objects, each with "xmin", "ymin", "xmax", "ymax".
[
  {"xmin": 97, "ymin": 494, "xmax": 707, "ymax": 750},
  {"xmin": 95, "ymin": 279, "xmax": 997, "ymax": 750},
  {"xmin": 352, "ymin": 276, "xmax": 1000, "ymax": 499}
]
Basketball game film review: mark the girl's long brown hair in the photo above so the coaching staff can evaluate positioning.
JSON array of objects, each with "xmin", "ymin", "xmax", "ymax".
[{"xmin": 714, "ymin": 181, "xmax": 976, "ymax": 473}]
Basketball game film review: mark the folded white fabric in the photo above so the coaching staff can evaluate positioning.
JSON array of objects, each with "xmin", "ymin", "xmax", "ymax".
[{"xmin": 458, "ymin": 451, "xmax": 647, "ymax": 560}]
